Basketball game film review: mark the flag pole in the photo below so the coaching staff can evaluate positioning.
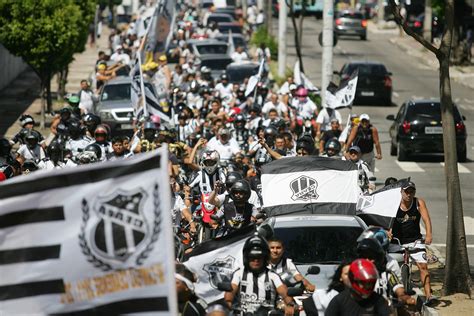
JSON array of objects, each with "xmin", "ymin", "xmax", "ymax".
[{"xmin": 137, "ymin": 53, "xmax": 148, "ymax": 119}]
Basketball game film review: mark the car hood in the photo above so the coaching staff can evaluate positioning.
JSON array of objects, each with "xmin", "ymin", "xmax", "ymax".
[{"xmin": 97, "ymin": 100, "xmax": 132, "ymax": 110}]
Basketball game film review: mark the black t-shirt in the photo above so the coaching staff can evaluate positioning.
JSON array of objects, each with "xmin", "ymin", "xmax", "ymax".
[
  {"xmin": 322, "ymin": 130, "xmax": 342, "ymax": 143},
  {"xmin": 391, "ymin": 197, "xmax": 422, "ymax": 244},
  {"xmin": 325, "ymin": 289, "xmax": 391, "ymax": 316},
  {"xmin": 180, "ymin": 295, "xmax": 206, "ymax": 316},
  {"xmin": 223, "ymin": 202, "xmax": 253, "ymax": 229}
]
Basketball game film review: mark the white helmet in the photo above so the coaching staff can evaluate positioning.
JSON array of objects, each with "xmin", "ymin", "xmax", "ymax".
[{"xmin": 200, "ymin": 150, "xmax": 220, "ymax": 174}]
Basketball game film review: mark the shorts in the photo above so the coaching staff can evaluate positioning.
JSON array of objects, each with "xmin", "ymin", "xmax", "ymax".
[{"xmin": 388, "ymin": 241, "xmax": 427, "ymax": 264}]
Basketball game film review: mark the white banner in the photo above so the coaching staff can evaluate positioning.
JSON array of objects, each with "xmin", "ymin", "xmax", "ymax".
[
  {"xmin": 184, "ymin": 226, "xmax": 255, "ymax": 304},
  {"xmin": 0, "ymin": 149, "xmax": 177, "ymax": 314},
  {"xmin": 325, "ymin": 70, "xmax": 358, "ymax": 109}
]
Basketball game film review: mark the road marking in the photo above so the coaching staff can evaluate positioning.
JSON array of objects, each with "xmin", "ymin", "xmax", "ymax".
[
  {"xmin": 375, "ymin": 167, "xmax": 380, "ymax": 172},
  {"xmin": 459, "ymin": 104, "xmax": 468, "ymax": 110},
  {"xmin": 424, "ymin": 216, "xmax": 474, "ymax": 236},
  {"xmin": 431, "ymin": 243, "xmax": 474, "ymax": 249},
  {"xmin": 439, "ymin": 162, "xmax": 471, "ymax": 174},
  {"xmin": 393, "ymin": 92, "xmax": 400, "ymax": 98},
  {"xmin": 463, "ymin": 98, "xmax": 474, "ymax": 104},
  {"xmin": 395, "ymin": 161, "xmax": 425, "ymax": 172}
]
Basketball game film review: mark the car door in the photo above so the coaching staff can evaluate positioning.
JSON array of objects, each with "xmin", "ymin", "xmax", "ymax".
[{"xmin": 390, "ymin": 103, "xmax": 406, "ymax": 141}]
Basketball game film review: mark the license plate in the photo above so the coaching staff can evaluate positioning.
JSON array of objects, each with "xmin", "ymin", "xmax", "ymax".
[
  {"xmin": 121, "ymin": 124, "xmax": 133, "ymax": 129},
  {"xmin": 361, "ymin": 91, "xmax": 375, "ymax": 96},
  {"xmin": 425, "ymin": 126, "xmax": 443, "ymax": 134}
]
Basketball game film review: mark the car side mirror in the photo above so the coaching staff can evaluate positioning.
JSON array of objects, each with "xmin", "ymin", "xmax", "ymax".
[
  {"xmin": 102, "ymin": 92, "xmax": 108, "ymax": 101},
  {"xmin": 306, "ymin": 265, "xmax": 321, "ymax": 275},
  {"xmin": 462, "ymin": 115, "xmax": 466, "ymax": 120},
  {"xmin": 386, "ymin": 114, "xmax": 395, "ymax": 121},
  {"xmin": 333, "ymin": 70, "xmax": 340, "ymax": 75},
  {"xmin": 387, "ymin": 71, "xmax": 393, "ymax": 76},
  {"xmin": 217, "ymin": 282, "xmax": 233, "ymax": 292}
]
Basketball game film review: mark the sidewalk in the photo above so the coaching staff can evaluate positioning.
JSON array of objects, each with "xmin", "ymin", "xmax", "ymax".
[
  {"xmin": 368, "ymin": 21, "xmax": 474, "ymax": 90},
  {"xmin": 0, "ymin": 27, "xmax": 111, "ymax": 139}
]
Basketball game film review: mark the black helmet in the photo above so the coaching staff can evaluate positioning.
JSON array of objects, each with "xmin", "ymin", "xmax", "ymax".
[
  {"xmin": 325, "ymin": 138, "xmax": 341, "ymax": 156},
  {"xmin": 264, "ymin": 126, "xmax": 278, "ymax": 147},
  {"xmin": 84, "ymin": 143, "xmax": 102, "ymax": 160},
  {"xmin": 144, "ymin": 121, "xmax": 157, "ymax": 130},
  {"xmin": 243, "ymin": 234, "xmax": 270, "ymax": 272},
  {"xmin": 68, "ymin": 119, "xmax": 83, "ymax": 138},
  {"xmin": 357, "ymin": 238, "xmax": 387, "ymax": 273},
  {"xmin": 296, "ymin": 135, "xmax": 315, "ymax": 156},
  {"xmin": 226, "ymin": 171, "xmax": 243, "ymax": 190},
  {"xmin": 25, "ymin": 130, "xmax": 41, "ymax": 148},
  {"xmin": 0, "ymin": 138, "xmax": 12, "ymax": 156},
  {"xmin": 230, "ymin": 179, "xmax": 251, "ymax": 203},
  {"xmin": 83, "ymin": 113, "xmax": 101, "ymax": 133},
  {"xmin": 47, "ymin": 141, "xmax": 64, "ymax": 163},
  {"xmin": 220, "ymin": 73, "xmax": 228, "ymax": 81}
]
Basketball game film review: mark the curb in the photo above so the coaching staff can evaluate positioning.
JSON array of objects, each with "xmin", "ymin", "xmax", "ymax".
[{"xmin": 389, "ymin": 37, "xmax": 474, "ymax": 91}]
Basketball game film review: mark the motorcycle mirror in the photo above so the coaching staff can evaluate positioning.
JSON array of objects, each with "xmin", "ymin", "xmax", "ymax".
[
  {"xmin": 306, "ymin": 266, "xmax": 321, "ymax": 275},
  {"xmin": 287, "ymin": 287, "xmax": 304, "ymax": 297},
  {"xmin": 217, "ymin": 282, "xmax": 233, "ymax": 292}
]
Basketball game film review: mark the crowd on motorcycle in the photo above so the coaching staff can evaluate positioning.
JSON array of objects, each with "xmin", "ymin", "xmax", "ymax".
[{"xmin": 0, "ymin": 1, "xmax": 437, "ymax": 315}]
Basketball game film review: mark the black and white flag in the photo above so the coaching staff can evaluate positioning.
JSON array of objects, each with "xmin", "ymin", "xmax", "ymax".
[
  {"xmin": 293, "ymin": 60, "xmax": 319, "ymax": 93},
  {"xmin": 0, "ymin": 148, "xmax": 177, "ymax": 314},
  {"xmin": 183, "ymin": 225, "xmax": 256, "ymax": 304},
  {"xmin": 261, "ymin": 157, "xmax": 361, "ymax": 217},
  {"xmin": 356, "ymin": 187, "xmax": 402, "ymax": 229},
  {"xmin": 325, "ymin": 69, "xmax": 358, "ymax": 109}
]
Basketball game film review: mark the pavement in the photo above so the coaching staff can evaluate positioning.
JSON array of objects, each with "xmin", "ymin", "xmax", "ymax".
[
  {"xmin": 0, "ymin": 27, "xmax": 110, "ymax": 139},
  {"xmin": 367, "ymin": 21, "xmax": 474, "ymax": 90}
]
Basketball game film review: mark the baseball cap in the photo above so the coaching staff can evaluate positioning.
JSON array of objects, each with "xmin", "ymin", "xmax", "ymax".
[
  {"xmin": 360, "ymin": 114, "xmax": 370, "ymax": 121},
  {"xmin": 402, "ymin": 181, "xmax": 416, "ymax": 190},
  {"xmin": 330, "ymin": 118, "xmax": 339, "ymax": 123},
  {"xmin": 219, "ymin": 128, "xmax": 230, "ymax": 135},
  {"xmin": 349, "ymin": 145, "xmax": 361, "ymax": 153},
  {"xmin": 289, "ymin": 84, "xmax": 297, "ymax": 90},
  {"xmin": 97, "ymin": 64, "xmax": 107, "ymax": 70},
  {"xmin": 158, "ymin": 55, "xmax": 167, "ymax": 62}
]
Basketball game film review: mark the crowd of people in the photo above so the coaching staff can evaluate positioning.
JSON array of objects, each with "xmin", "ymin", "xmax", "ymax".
[{"xmin": 0, "ymin": 1, "xmax": 436, "ymax": 315}]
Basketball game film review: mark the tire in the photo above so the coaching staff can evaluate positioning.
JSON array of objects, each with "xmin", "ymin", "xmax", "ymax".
[
  {"xmin": 401, "ymin": 264, "xmax": 411, "ymax": 292},
  {"xmin": 390, "ymin": 142, "xmax": 397, "ymax": 156},
  {"xmin": 398, "ymin": 142, "xmax": 409, "ymax": 161},
  {"xmin": 360, "ymin": 34, "xmax": 367, "ymax": 40},
  {"xmin": 384, "ymin": 97, "xmax": 392, "ymax": 106},
  {"xmin": 458, "ymin": 147, "xmax": 467, "ymax": 162}
]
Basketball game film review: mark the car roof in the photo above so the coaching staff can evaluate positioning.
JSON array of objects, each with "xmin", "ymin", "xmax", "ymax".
[
  {"xmin": 187, "ymin": 39, "xmax": 226, "ymax": 45},
  {"xmin": 208, "ymin": 13, "xmax": 234, "ymax": 18},
  {"xmin": 272, "ymin": 214, "xmax": 365, "ymax": 228},
  {"xmin": 227, "ymin": 61, "xmax": 259, "ymax": 68},
  {"xmin": 103, "ymin": 77, "xmax": 132, "ymax": 85},
  {"xmin": 345, "ymin": 60, "xmax": 385, "ymax": 66},
  {"xmin": 199, "ymin": 54, "xmax": 232, "ymax": 60}
]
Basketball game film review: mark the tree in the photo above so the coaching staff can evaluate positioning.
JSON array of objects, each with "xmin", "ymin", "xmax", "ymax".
[
  {"xmin": 288, "ymin": 0, "xmax": 305, "ymax": 72},
  {"xmin": 388, "ymin": 0, "xmax": 472, "ymax": 296},
  {"xmin": 0, "ymin": 0, "xmax": 95, "ymax": 127}
]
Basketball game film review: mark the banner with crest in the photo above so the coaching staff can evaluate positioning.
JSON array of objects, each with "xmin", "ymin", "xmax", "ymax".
[{"xmin": 0, "ymin": 148, "xmax": 176, "ymax": 315}]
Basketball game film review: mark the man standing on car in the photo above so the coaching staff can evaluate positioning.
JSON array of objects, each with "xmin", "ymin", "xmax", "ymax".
[{"xmin": 390, "ymin": 181, "xmax": 434, "ymax": 302}]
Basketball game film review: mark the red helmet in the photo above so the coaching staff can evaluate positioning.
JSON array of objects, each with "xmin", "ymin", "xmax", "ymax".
[{"xmin": 349, "ymin": 259, "xmax": 378, "ymax": 299}]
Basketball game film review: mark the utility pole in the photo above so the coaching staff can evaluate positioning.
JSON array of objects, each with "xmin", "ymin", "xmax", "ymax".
[
  {"xmin": 278, "ymin": 0, "xmax": 287, "ymax": 77},
  {"xmin": 377, "ymin": 0, "xmax": 385, "ymax": 25},
  {"xmin": 423, "ymin": 0, "xmax": 432, "ymax": 42},
  {"xmin": 321, "ymin": 0, "xmax": 334, "ymax": 107}
]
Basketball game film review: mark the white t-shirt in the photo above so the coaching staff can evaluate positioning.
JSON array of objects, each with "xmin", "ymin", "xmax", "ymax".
[
  {"xmin": 312, "ymin": 289, "xmax": 339, "ymax": 316},
  {"xmin": 316, "ymin": 108, "xmax": 342, "ymax": 132},
  {"xmin": 231, "ymin": 51, "xmax": 249, "ymax": 63},
  {"xmin": 17, "ymin": 144, "xmax": 45, "ymax": 161},
  {"xmin": 296, "ymin": 99, "xmax": 317, "ymax": 119},
  {"xmin": 206, "ymin": 139, "xmax": 240, "ymax": 161}
]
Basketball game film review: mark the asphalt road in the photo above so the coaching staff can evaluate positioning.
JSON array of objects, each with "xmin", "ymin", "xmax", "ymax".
[{"xmin": 276, "ymin": 17, "xmax": 474, "ymax": 266}]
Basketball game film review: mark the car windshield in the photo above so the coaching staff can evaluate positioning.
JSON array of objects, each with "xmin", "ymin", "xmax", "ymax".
[
  {"xmin": 201, "ymin": 58, "xmax": 232, "ymax": 70},
  {"xmin": 196, "ymin": 44, "xmax": 228, "ymax": 55},
  {"xmin": 227, "ymin": 66, "xmax": 258, "ymax": 83},
  {"xmin": 208, "ymin": 16, "xmax": 233, "ymax": 23},
  {"xmin": 406, "ymin": 103, "xmax": 462, "ymax": 121},
  {"xmin": 345, "ymin": 64, "xmax": 387, "ymax": 76},
  {"xmin": 338, "ymin": 12, "xmax": 364, "ymax": 19},
  {"xmin": 274, "ymin": 226, "xmax": 362, "ymax": 264},
  {"xmin": 101, "ymin": 83, "xmax": 155, "ymax": 101}
]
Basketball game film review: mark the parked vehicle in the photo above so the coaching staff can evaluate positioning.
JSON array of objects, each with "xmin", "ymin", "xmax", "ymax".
[
  {"xmin": 386, "ymin": 99, "xmax": 467, "ymax": 162},
  {"xmin": 215, "ymin": 33, "xmax": 247, "ymax": 51},
  {"xmin": 205, "ymin": 13, "xmax": 235, "ymax": 27},
  {"xmin": 187, "ymin": 39, "xmax": 229, "ymax": 57},
  {"xmin": 406, "ymin": 13, "xmax": 443, "ymax": 40},
  {"xmin": 334, "ymin": 10, "xmax": 368, "ymax": 40},
  {"xmin": 217, "ymin": 22, "xmax": 243, "ymax": 34},
  {"xmin": 336, "ymin": 61, "xmax": 393, "ymax": 106},
  {"xmin": 200, "ymin": 55, "xmax": 233, "ymax": 80}
]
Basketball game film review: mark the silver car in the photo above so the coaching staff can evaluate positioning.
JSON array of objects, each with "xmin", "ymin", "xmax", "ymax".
[
  {"xmin": 267, "ymin": 214, "xmax": 367, "ymax": 289},
  {"xmin": 335, "ymin": 10, "xmax": 368, "ymax": 40}
]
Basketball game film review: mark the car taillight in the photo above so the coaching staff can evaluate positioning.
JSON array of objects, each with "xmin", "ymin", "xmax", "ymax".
[
  {"xmin": 361, "ymin": 20, "xmax": 367, "ymax": 28},
  {"xmin": 402, "ymin": 121, "xmax": 411, "ymax": 134},
  {"xmin": 276, "ymin": 3, "xmax": 279, "ymax": 10},
  {"xmin": 414, "ymin": 21, "xmax": 422, "ymax": 28},
  {"xmin": 384, "ymin": 75, "xmax": 392, "ymax": 88},
  {"xmin": 335, "ymin": 19, "xmax": 342, "ymax": 25},
  {"xmin": 342, "ymin": 74, "xmax": 350, "ymax": 81},
  {"xmin": 456, "ymin": 122, "xmax": 465, "ymax": 134}
]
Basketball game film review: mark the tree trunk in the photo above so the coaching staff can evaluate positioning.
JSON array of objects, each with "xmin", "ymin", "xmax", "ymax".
[
  {"xmin": 298, "ymin": 3, "xmax": 305, "ymax": 47},
  {"xmin": 46, "ymin": 73, "xmax": 52, "ymax": 113},
  {"xmin": 388, "ymin": 0, "xmax": 472, "ymax": 297},
  {"xmin": 440, "ymin": 0, "xmax": 472, "ymax": 296},
  {"xmin": 57, "ymin": 67, "xmax": 68, "ymax": 101},
  {"xmin": 266, "ymin": 0, "xmax": 273, "ymax": 36},
  {"xmin": 40, "ymin": 81, "xmax": 46, "ymax": 130}
]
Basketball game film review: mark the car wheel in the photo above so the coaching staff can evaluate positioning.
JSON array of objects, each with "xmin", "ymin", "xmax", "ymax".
[
  {"xmin": 360, "ymin": 34, "xmax": 367, "ymax": 40},
  {"xmin": 390, "ymin": 142, "xmax": 397, "ymax": 156},
  {"xmin": 384, "ymin": 97, "xmax": 392, "ymax": 106},
  {"xmin": 458, "ymin": 147, "xmax": 467, "ymax": 162},
  {"xmin": 398, "ymin": 142, "xmax": 409, "ymax": 161}
]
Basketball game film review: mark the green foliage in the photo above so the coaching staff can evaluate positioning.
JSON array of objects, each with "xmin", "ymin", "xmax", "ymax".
[
  {"xmin": 250, "ymin": 27, "xmax": 279, "ymax": 61},
  {"xmin": 0, "ymin": 0, "xmax": 95, "ymax": 81}
]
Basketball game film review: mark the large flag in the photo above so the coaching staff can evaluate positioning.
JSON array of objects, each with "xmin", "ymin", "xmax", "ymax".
[
  {"xmin": 261, "ymin": 157, "xmax": 361, "ymax": 217},
  {"xmin": 0, "ymin": 149, "xmax": 177, "ymax": 314},
  {"xmin": 325, "ymin": 69, "xmax": 359, "ymax": 109},
  {"xmin": 356, "ymin": 187, "xmax": 402, "ymax": 229},
  {"xmin": 146, "ymin": 0, "xmax": 176, "ymax": 55},
  {"xmin": 183, "ymin": 225, "xmax": 256, "ymax": 304}
]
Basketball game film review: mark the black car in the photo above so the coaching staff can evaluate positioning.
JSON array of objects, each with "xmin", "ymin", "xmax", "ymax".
[
  {"xmin": 336, "ymin": 61, "xmax": 392, "ymax": 106},
  {"xmin": 226, "ymin": 61, "xmax": 260, "ymax": 84},
  {"xmin": 386, "ymin": 99, "xmax": 467, "ymax": 162}
]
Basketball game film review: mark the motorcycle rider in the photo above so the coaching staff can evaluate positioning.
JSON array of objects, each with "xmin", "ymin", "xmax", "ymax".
[
  {"xmin": 65, "ymin": 119, "xmax": 90, "ymax": 158},
  {"xmin": 77, "ymin": 143, "xmax": 102, "ymax": 164},
  {"xmin": 92, "ymin": 125, "xmax": 111, "ymax": 160},
  {"xmin": 325, "ymin": 259, "xmax": 391, "ymax": 315},
  {"xmin": 0, "ymin": 138, "xmax": 15, "ymax": 165},
  {"xmin": 267, "ymin": 237, "xmax": 315, "ymax": 292},
  {"xmin": 344, "ymin": 145, "xmax": 375, "ymax": 193},
  {"xmin": 16, "ymin": 130, "xmax": 46, "ymax": 163},
  {"xmin": 321, "ymin": 138, "xmax": 342, "ymax": 158},
  {"xmin": 38, "ymin": 141, "xmax": 76, "ymax": 170},
  {"xmin": 188, "ymin": 150, "xmax": 226, "ymax": 194},
  {"xmin": 232, "ymin": 114, "xmax": 250, "ymax": 151},
  {"xmin": 224, "ymin": 234, "xmax": 296, "ymax": 315}
]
